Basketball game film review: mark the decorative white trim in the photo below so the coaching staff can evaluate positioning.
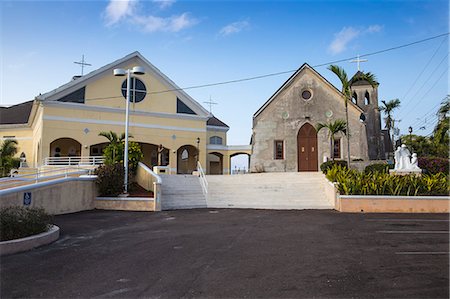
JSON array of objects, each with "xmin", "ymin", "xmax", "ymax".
[
  {"xmin": 0, "ymin": 137, "xmax": 33, "ymax": 141},
  {"xmin": 37, "ymin": 51, "xmax": 210, "ymax": 117},
  {"xmin": 207, "ymin": 125, "xmax": 229, "ymax": 132},
  {"xmin": 207, "ymin": 144, "xmax": 252, "ymax": 151},
  {"xmin": 0, "ymin": 124, "xmax": 29, "ymax": 129},
  {"xmin": 43, "ymin": 115, "xmax": 207, "ymax": 133},
  {"xmin": 43, "ymin": 101, "xmax": 209, "ymax": 121},
  {"xmin": 95, "ymin": 197, "xmax": 154, "ymax": 201}
]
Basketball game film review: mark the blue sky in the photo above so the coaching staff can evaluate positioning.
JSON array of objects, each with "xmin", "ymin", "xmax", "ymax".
[{"xmin": 1, "ymin": 0, "xmax": 448, "ymax": 165}]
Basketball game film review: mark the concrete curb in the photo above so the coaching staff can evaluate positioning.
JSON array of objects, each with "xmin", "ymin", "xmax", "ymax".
[{"xmin": 0, "ymin": 225, "xmax": 60, "ymax": 256}]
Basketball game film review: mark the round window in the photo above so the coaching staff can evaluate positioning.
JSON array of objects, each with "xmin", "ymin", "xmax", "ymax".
[
  {"xmin": 121, "ymin": 77, "xmax": 147, "ymax": 103},
  {"xmin": 301, "ymin": 89, "xmax": 312, "ymax": 101}
]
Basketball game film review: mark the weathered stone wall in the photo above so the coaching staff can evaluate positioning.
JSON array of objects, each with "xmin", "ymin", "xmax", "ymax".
[{"xmin": 251, "ymin": 67, "xmax": 369, "ymax": 172}]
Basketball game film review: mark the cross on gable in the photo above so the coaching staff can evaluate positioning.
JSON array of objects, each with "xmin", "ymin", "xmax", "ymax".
[
  {"xmin": 74, "ymin": 54, "xmax": 92, "ymax": 76},
  {"xmin": 203, "ymin": 96, "xmax": 218, "ymax": 113},
  {"xmin": 350, "ymin": 54, "xmax": 368, "ymax": 71}
]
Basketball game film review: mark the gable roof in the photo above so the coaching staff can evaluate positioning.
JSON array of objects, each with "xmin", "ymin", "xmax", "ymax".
[
  {"xmin": 37, "ymin": 51, "xmax": 210, "ymax": 117},
  {"xmin": 207, "ymin": 115, "xmax": 229, "ymax": 128},
  {"xmin": 0, "ymin": 101, "xmax": 34, "ymax": 125},
  {"xmin": 253, "ymin": 63, "xmax": 363, "ymax": 118}
]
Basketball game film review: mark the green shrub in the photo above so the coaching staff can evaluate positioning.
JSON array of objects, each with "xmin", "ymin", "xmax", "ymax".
[
  {"xmin": 0, "ymin": 207, "xmax": 53, "ymax": 241},
  {"xmin": 320, "ymin": 160, "xmax": 347, "ymax": 174},
  {"xmin": 326, "ymin": 164, "xmax": 449, "ymax": 196},
  {"xmin": 103, "ymin": 141, "xmax": 143, "ymax": 174},
  {"xmin": 364, "ymin": 163, "xmax": 393, "ymax": 174},
  {"xmin": 95, "ymin": 163, "xmax": 125, "ymax": 196}
]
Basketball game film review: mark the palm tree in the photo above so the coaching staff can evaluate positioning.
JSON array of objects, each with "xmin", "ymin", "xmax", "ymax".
[
  {"xmin": 328, "ymin": 65, "xmax": 377, "ymax": 165},
  {"xmin": 99, "ymin": 131, "xmax": 133, "ymax": 161},
  {"xmin": 379, "ymin": 98, "xmax": 401, "ymax": 149},
  {"xmin": 0, "ymin": 139, "xmax": 19, "ymax": 177},
  {"xmin": 316, "ymin": 120, "xmax": 347, "ymax": 161},
  {"xmin": 432, "ymin": 96, "xmax": 449, "ymax": 145}
]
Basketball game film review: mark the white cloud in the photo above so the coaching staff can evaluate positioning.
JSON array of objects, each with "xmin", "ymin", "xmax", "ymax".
[
  {"xmin": 328, "ymin": 25, "xmax": 383, "ymax": 55},
  {"xmin": 219, "ymin": 20, "xmax": 250, "ymax": 36},
  {"xmin": 366, "ymin": 25, "xmax": 383, "ymax": 33},
  {"xmin": 134, "ymin": 13, "xmax": 197, "ymax": 33},
  {"xmin": 104, "ymin": 0, "xmax": 137, "ymax": 26},
  {"xmin": 152, "ymin": 0, "xmax": 175, "ymax": 9},
  {"xmin": 103, "ymin": 0, "xmax": 197, "ymax": 33}
]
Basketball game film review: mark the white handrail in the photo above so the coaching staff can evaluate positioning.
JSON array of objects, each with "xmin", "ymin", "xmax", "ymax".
[
  {"xmin": 0, "ymin": 167, "xmax": 92, "ymax": 189},
  {"xmin": 44, "ymin": 156, "xmax": 104, "ymax": 166},
  {"xmin": 197, "ymin": 161, "xmax": 208, "ymax": 195}
]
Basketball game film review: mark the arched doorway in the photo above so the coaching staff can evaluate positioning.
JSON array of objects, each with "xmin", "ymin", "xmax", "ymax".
[
  {"xmin": 49, "ymin": 138, "xmax": 82, "ymax": 157},
  {"xmin": 230, "ymin": 153, "xmax": 250, "ymax": 174},
  {"xmin": 297, "ymin": 123, "xmax": 318, "ymax": 171},
  {"xmin": 208, "ymin": 152, "xmax": 223, "ymax": 175},
  {"xmin": 140, "ymin": 143, "xmax": 170, "ymax": 168},
  {"xmin": 177, "ymin": 145, "xmax": 198, "ymax": 174}
]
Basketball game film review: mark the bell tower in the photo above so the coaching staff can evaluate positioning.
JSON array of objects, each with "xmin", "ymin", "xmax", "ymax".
[{"xmin": 350, "ymin": 71, "xmax": 385, "ymax": 160}]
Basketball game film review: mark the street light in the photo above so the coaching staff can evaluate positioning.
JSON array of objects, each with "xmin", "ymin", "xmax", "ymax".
[
  {"xmin": 113, "ymin": 66, "xmax": 146, "ymax": 194},
  {"xmin": 408, "ymin": 126, "xmax": 413, "ymax": 152},
  {"xmin": 196, "ymin": 137, "xmax": 200, "ymax": 168}
]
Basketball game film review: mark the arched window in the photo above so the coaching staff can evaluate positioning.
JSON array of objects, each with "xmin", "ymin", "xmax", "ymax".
[
  {"xmin": 209, "ymin": 136, "xmax": 223, "ymax": 145},
  {"xmin": 352, "ymin": 92, "xmax": 358, "ymax": 105},
  {"xmin": 364, "ymin": 91, "xmax": 370, "ymax": 105}
]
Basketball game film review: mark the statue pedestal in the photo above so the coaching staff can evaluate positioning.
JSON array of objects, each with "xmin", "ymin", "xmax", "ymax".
[
  {"xmin": 153, "ymin": 166, "xmax": 170, "ymax": 174},
  {"xmin": 389, "ymin": 169, "xmax": 422, "ymax": 176}
]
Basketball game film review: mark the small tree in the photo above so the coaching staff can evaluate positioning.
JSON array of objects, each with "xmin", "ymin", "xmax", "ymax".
[
  {"xmin": 316, "ymin": 120, "xmax": 347, "ymax": 161},
  {"xmin": 0, "ymin": 139, "xmax": 20, "ymax": 177}
]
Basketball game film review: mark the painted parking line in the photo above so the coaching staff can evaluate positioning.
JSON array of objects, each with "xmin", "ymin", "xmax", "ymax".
[
  {"xmin": 366, "ymin": 219, "xmax": 449, "ymax": 222},
  {"xmin": 377, "ymin": 230, "xmax": 449, "ymax": 234},
  {"xmin": 395, "ymin": 252, "xmax": 449, "ymax": 255}
]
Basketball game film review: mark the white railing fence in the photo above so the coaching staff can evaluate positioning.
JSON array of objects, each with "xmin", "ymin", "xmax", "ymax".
[
  {"xmin": 0, "ymin": 167, "xmax": 93, "ymax": 189},
  {"xmin": 44, "ymin": 156, "xmax": 104, "ymax": 166},
  {"xmin": 197, "ymin": 161, "xmax": 208, "ymax": 195}
]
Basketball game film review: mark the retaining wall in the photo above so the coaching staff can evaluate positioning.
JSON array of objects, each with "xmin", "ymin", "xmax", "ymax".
[{"xmin": 0, "ymin": 177, "xmax": 97, "ymax": 215}]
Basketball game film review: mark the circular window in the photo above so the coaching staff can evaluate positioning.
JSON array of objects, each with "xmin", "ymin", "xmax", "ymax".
[
  {"xmin": 121, "ymin": 77, "xmax": 147, "ymax": 103},
  {"xmin": 301, "ymin": 89, "xmax": 312, "ymax": 101}
]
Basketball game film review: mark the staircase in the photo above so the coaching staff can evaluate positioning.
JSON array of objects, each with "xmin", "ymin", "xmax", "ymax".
[
  {"xmin": 206, "ymin": 172, "xmax": 333, "ymax": 210},
  {"xmin": 159, "ymin": 175, "xmax": 207, "ymax": 210}
]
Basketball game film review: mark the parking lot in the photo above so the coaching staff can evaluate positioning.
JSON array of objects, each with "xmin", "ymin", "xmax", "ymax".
[{"xmin": 1, "ymin": 209, "xmax": 448, "ymax": 298}]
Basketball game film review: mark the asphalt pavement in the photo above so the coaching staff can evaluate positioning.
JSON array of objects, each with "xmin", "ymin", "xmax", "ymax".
[{"xmin": 1, "ymin": 209, "xmax": 449, "ymax": 298}]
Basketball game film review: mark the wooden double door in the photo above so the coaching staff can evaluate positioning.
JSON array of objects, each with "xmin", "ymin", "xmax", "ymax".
[{"xmin": 297, "ymin": 123, "xmax": 318, "ymax": 171}]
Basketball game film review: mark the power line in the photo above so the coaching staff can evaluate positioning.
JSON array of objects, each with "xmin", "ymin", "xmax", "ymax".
[
  {"xmin": 401, "ymin": 52, "xmax": 449, "ymax": 115},
  {"xmin": 78, "ymin": 32, "xmax": 450, "ymax": 103},
  {"xmin": 401, "ymin": 37, "xmax": 447, "ymax": 101}
]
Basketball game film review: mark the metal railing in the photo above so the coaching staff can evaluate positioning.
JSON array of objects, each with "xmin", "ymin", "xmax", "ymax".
[
  {"xmin": 44, "ymin": 156, "xmax": 105, "ymax": 166},
  {"xmin": 0, "ymin": 167, "xmax": 93, "ymax": 189},
  {"xmin": 197, "ymin": 161, "xmax": 208, "ymax": 195}
]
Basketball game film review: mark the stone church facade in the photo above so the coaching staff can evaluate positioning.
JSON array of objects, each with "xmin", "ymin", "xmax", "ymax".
[{"xmin": 250, "ymin": 63, "xmax": 386, "ymax": 172}]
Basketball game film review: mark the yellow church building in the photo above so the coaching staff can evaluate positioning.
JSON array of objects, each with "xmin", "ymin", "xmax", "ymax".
[{"xmin": 0, "ymin": 52, "xmax": 250, "ymax": 175}]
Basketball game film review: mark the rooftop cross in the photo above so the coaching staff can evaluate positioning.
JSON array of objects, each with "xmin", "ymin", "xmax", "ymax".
[
  {"xmin": 203, "ymin": 96, "xmax": 218, "ymax": 114},
  {"xmin": 74, "ymin": 54, "xmax": 92, "ymax": 76},
  {"xmin": 350, "ymin": 54, "xmax": 368, "ymax": 71}
]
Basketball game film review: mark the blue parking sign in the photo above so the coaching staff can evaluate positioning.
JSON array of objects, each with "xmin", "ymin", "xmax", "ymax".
[{"xmin": 23, "ymin": 192, "xmax": 32, "ymax": 206}]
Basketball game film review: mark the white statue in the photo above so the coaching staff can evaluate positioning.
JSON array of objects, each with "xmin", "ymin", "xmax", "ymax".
[
  {"xmin": 411, "ymin": 153, "xmax": 420, "ymax": 170},
  {"xmin": 393, "ymin": 144, "xmax": 421, "ymax": 172},
  {"xmin": 394, "ymin": 146, "xmax": 401, "ymax": 169}
]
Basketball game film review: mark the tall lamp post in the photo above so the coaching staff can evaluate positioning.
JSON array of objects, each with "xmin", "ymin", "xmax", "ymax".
[
  {"xmin": 408, "ymin": 126, "xmax": 413, "ymax": 152},
  {"xmin": 196, "ymin": 137, "xmax": 200, "ymax": 168},
  {"xmin": 113, "ymin": 66, "xmax": 146, "ymax": 194}
]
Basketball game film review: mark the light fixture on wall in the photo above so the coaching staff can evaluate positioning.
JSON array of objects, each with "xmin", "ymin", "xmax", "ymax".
[{"xmin": 113, "ymin": 66, "xmax": 146, "ymax": 194}]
